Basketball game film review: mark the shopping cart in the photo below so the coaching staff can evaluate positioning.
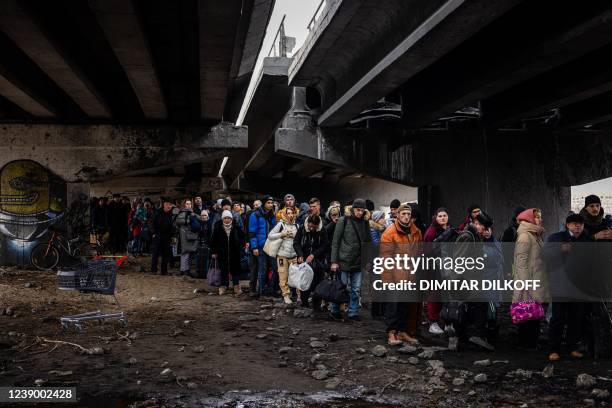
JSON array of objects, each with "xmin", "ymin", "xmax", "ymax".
[{"xmin": 57, "ymin": 256, "xmax": 128, "ymax": 332}]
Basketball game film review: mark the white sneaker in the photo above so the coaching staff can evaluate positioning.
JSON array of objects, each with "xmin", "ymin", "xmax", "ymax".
[
  {"xmin": 428, "ymin": 322, "xmax": 444, "ymax": 335},
  {"xmin": 283, "ymin": 296, "xmax": 293, "ymax": 305},
  {"xmin": 218, "ymin": 286, "xmax": 227, "ymax": 296}
]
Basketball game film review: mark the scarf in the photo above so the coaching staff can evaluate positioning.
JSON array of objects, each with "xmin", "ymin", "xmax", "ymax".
[
  {"xmin": 223, "ymin": 222, "xmax": 232, "ymax": 237},
  {"xmin": 396, "ymin": 219, "xmax": 411, "ymax": 235}
]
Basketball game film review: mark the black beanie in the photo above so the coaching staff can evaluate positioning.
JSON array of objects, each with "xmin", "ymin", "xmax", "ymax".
[
  {"xmin": 585, "ymin": 194, "xmax": 601, "ymax": 207},
  {"xmin": 467, "ymin": 203, "xmax": 481, "ymax": 215},
  {"xmin": 365, "ymin": 199, "xmax": 375, "ymax": 211},
  {"xmin": 475, "ymin": 212, "xmax": 493, "ymax": 229},
  {"xmin": 566, "ymin": 213, "xmax": 585, "ymax": 224},
  {"xmin": 390, "ymin": 199, "xmax": 401, "ymax": 209},
  {"xmin": 353, "ymin": 198, "xmax": 366, "ymax": 209},
  {"xmin": 221, "ymin": 199, "xmax": 231, "ymax": 207}
]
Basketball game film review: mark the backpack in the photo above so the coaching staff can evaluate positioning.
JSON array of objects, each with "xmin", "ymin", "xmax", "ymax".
[
  {"xmin": 440, "ymin": 301, "xmax": 468, "ymax": 325},
  {"xmin": 435, "ymin": 228, "xmax": 460, "ymax": 278}
]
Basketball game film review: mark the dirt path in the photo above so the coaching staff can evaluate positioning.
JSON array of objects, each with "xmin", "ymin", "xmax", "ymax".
[{"xmin": 0, "ymin": 260, "xmax": 611, "ymax": 407}]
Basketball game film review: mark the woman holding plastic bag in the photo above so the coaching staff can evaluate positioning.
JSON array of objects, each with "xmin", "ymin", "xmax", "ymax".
[
  {"xmin": 266, "ymin": 207, "xmax": 298, "ymax": 304},
  {"xmin": 293, "ymin": 214, "xmax": 329, "ymax": 311}
]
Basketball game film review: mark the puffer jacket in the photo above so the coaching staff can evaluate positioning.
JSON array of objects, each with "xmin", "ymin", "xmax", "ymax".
[
  {"xmin": 294, "ymin": 215, "xmax": 329, "ymax": 262},
  {"xmin": 249, "ymin": 206, "xmax": 277, "ymax": 250},
  {"xmin": 267, "ymin": 214, "xmax": 298, "ymax": 258},
  {"xmin": 513, "ymin": 220, "xmax": 549, "ymax": 303},
  {"xmin": 369, "ymin": 219, "xmax": 386, "ymax": 244},
  {"xmin": 331, "ymin": 211, "xmax": 372, "ymax": 272},
  {"xmin": 380, "ymin": 219, "xmax": 422, "ymax": 283}
]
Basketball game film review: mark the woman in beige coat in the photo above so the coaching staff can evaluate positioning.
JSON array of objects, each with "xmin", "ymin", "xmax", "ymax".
[{"xmin": 513, "ymin": 208, "xmax": 549, "ymax": 349}]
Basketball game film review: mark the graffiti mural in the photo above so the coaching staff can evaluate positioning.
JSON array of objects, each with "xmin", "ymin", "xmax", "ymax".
[{"xmin": 0, "ymin": 160, "xmax": 67, "ymax": 266}]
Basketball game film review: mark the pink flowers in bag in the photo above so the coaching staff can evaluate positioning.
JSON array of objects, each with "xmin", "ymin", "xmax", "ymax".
[{"xmin": 510, "ymin": 299, "xmax": 545, "ymax": 324}]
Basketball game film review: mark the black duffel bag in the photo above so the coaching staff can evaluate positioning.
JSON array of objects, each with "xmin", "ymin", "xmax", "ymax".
[{"xmin": 314, "ymin": 277, "xmax": 349, "ymax": 304}]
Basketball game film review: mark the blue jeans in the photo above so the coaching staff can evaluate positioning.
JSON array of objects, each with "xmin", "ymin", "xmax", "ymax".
[
  {"xmin": 131, "ymin": 235, "xmax": 141, "ymax": 254},
  {"xmin": 331, "ymin": 270, "xmax": 362, "ymax": 317},
  {"xmin": 256, "ymin": 253, "xmax": 278, "ymax": 295}
]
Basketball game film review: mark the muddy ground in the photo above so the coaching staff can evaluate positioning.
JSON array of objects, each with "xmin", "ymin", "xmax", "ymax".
[{"xmin": 0, "ymin": 259, "xmax": 611, "ymax": 407}]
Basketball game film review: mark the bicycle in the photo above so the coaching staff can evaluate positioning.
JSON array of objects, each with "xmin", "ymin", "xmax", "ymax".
[
  {"xmin": 90, "ymin": 228, "xmax": 112, "ymax": 256},
  {"xmin": 30, "ymin": 228, "xmax": 91, "ymax": 271}
]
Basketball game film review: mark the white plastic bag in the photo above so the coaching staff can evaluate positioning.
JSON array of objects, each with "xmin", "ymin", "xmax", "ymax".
[{"xmin": 288, "ymin": 262, "xmax": 314, "ymax": 291}]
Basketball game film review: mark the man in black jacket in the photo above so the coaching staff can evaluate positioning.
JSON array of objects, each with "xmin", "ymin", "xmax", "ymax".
[
  {"xmin": 452, "ymin": 212, "xmax": 494, "ymax": 351},
  {"xmin": 150, "ymin": 198, "xmax": 175, "ymax": 275},
  {"xmin": 543, "ymin": 213, "xmax": 592, "ymax": 361},
  {"xmin": 294, "ymin": 214, "xmax": 329, "ymax": 310}
]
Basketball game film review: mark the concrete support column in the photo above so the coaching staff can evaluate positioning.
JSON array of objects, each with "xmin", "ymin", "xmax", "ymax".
[{"xmin": 415, "ymin": 130, "xmax": 578, "ymax": 234}]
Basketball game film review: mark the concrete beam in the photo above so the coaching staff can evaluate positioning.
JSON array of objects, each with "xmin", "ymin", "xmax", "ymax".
[
  {"xmin": 0, "ymin": 73, "xmax": 54, "ymax": 117},
  {"xmin": 0, "ymin": 0, "xmax": 110, "ymax": 118},
  {"xmin": 0, "ymin": 123, "xmax": 247, "ymax": 182},
  {"xmin": 274, "ymin": 125, "xmax": 416, "ymax": 186},
  {"xmin": 223, "ymin": 0, "xmax": 276, "ymax": 122},
  {"xmin": 198, "ymin": 0, "xmax": 243, "ymax": 121},
  {"xmin": 224, "ymin": 57, "xmax": 293, "ymax": 186},
  {"xmin": 558, "ymin": 91, "xmax": 612, "ymax": 129},
  {"xmin": 402, "ymin": 3, "xmax": 612, "ymax": 128},
  {"xmin": 294, "ymin": 0, "xmax": 519, "ymax": 127},
  {"xmin": 89, "ymin": 0, "xmax": 166, "ymax": 120},
  {"xmin": 482, "ymin": 44, "xmax": 612, "ymax": 126}
]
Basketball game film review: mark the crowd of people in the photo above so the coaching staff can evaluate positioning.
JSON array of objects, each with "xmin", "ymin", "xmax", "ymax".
[{"xmin": 89, "ymin": 192, "xmax": 612, "ymax": 360}]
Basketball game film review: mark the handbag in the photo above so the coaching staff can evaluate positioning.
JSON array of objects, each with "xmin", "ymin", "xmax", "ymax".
[
  {"xmin": 314, "ymin": 277, "xmax": 349, "ymax": 304},
  {"xmin": 207, "ymin": 258, "xmax": 222, "ymax": 287},
  {"xmin": 262, "ymin": 223, "xmax": 284, "ymax": 257},
  {"xmin": 510, "ymin": 292, "xmax": 544, "ymax": 324},
  {"xmin": 180, "ymin": 228, "xmax": 198, "ymax": 253},
  {"xmin": 288, "ymin": 262, "xmax": 314, "ymax": 291}
]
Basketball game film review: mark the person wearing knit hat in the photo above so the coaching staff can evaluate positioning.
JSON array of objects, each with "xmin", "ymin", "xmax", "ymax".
[
  {"xmin": 210, "ymin": 208, "xmax": 246, "ymax": 296},
  {"xmin": 385, "ymin": 199, "xmax": 401, "ymax": 228},
  {"xmin": 330, "ymin": 197, "xmax": 371, "ymax": 321},
  {"xmin": 580, "ymin": 194, "xmax": 611, "ymax": 240},
  {"xmin": 452, "ymin": 209, "xmax": 495, "ymax": 352},
  {"xmin": 458, "ymin": 203, "xmax": 481, "ymax": 231},
  {"xmin": 475, "ymin": 212, "xmax": 494, "ymax": 229},
  {"xmin": 380, "ymin": 199, "xmax": 422, "ymax": 346},
  {"xmin": 365, "ymin": 199, "xmax": 375, "ymax": 212},
  {"xmin": 513, "ymin": 208, "xmax": 549, "ymax": 349},
  {"xmin": 210, "ymin": 197, "xmax": 243, "ymax": 233},
  {"xmin": 368, "ymin": 210, "xmax": 386, "ymax": 244},
  {"xmin": 276, "ymin": 193, "xmax": 300, "ymax": 223},
  {"xmin": 249, "ymin": 195, "xmax": 278, "ymax": 297},
  {"xmin": 352, "ymin": 198, "xmax": 366, "ymax": 209},
  {"xmin": 544, "ymin": 211, "xmax": 591, "ymax": 361}
]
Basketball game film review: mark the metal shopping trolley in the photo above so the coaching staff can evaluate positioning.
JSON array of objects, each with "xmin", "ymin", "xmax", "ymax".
[{"xmin": 57, "ymin": 256, "xmax": 128, "ymax": 332}]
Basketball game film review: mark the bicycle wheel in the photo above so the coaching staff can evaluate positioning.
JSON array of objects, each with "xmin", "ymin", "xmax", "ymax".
[
  {"xmin": 73, "ymin": 242, "xmax": 91, "ymax": 260},
  {"xmin": 30, "ymin": 244, "xmax": 60, "ymax": 271}
]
